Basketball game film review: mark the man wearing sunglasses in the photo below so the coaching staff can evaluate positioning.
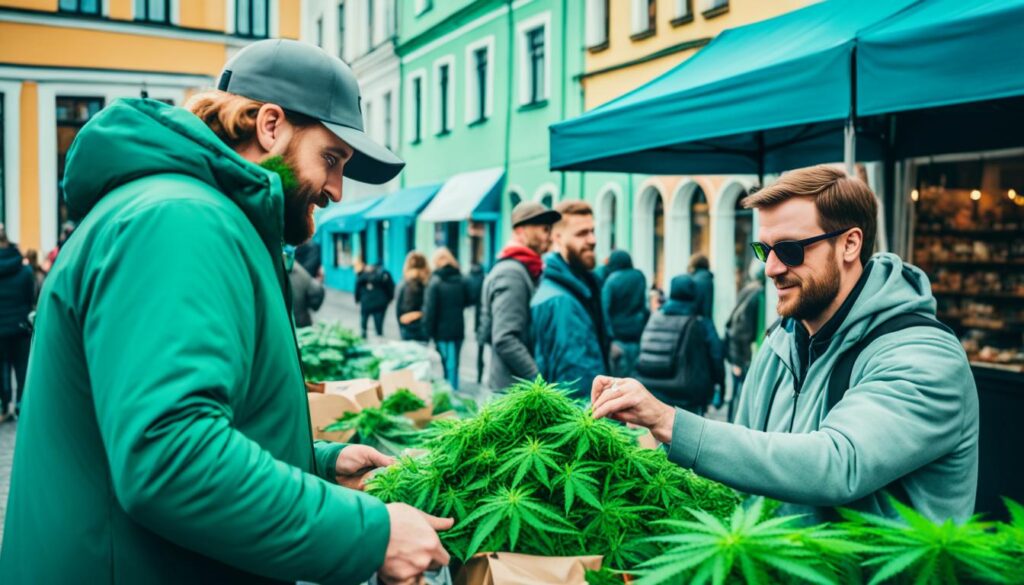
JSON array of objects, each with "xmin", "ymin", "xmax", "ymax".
[{"xmin": 592, "ymin": 165, "xmax": 978, "ymax": 524}]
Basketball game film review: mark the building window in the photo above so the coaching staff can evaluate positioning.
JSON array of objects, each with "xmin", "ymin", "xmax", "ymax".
[
  {"xmin": 334, "ymin": 233, "xmax": 353, "ymax": 267},
  {"xmin": 509, "ymin": 190, "xmax": 523, "ymax": 209},
  {"xmin": 631, "ymin": 0, "xmax": 656, "ymax": 39},
  {"xmin": 366, "ymin": 0, "xmax": 375, "ymax": 49},
  {"xmin": 316, "ymin": 15, "xmax": 324, "ymax": 47},
  {"xmin": 382, "ymin": 91, "xmax": 393, "ymax": 150},
  {"xmin": 408, "ymin": 72, "xmax": 425, "ymax": 144},
  {"xmin": 384, "ymin": 0, "xmax": 395, "ymax": 38},
  {"xmin": 465, "ymin": 37, "xmax": 494, "ymax": 125},
  {"xmin": 0, "ymin": 94, "xmax": 4, "ymax": 225},
  {"xmin": 690, "ymin": 187, "xmax": 710, "ymax": 257},
  {"xmin": 672, "ymin": 0, "xmax": 693, "ymax": 25},
  {"xmin": 364, "ymin": 99, "xmax": 373, "ymax": 144},
  {"xmin": 56, "ymin": 97, "xmax": 104, "ymax": 238},
  {"xmin": 585, "ymin": 0, "xmax": 609, "ymax": 50},
  {"xmin": 414, "ymin": 0, "xmax": 431, "ymax": 16},
  {"xmin": 517, "ymin": 14, "xmax": 550, "ymax": 108},
  {"xmin": 702, "ymin": 0, "xmax": 729, "ymax": 18},
  {"xmin": 134, "ymin": 0, "xmax": 172, "ymax": 24},
  {"xmin": 59, "ymin": 0, "xmax": 101, "ymax": 16},
  {"xmin": 337, "ymin": 1, "xmax": 346, "ymax": 59},
  {"xmin": 434, "ymin": 58, "xmax": 454, "ymax": 136},
  {"xmin": 236, "ymin": 0, "xmax": 269, "ymax": 38}
]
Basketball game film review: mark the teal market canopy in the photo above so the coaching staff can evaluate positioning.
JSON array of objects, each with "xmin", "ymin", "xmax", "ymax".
[
  {"xmin": 315, "ymin": 194, "xmax": 385, "ymax": 233},
  {"xmin": 364, "ymin": 183, "xmax": 442, "ymax": 222}
]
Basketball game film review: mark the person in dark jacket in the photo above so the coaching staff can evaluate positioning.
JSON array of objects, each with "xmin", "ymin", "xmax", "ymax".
[
  {"xmin": 478, "ymin": 201, "xmax": 561, "ymax": 391},
  {"xmin": 633, "ymin": 274, "xmax": 725, "ymax": 414},
  {"xmin": 293, "ymin": 239, "xmax": 322, "ymax": 279},
  {"xmin": 531, "ymin": 201, "xmax": 609, "ymax": 399},
  {"xmin": 395, "ymin": 251, "xmax": 430, "ymax": 342},
  {"xmin": 0, "ymin": 225, "xmax": 34, "ymax": 419},
  {"xmin": 285, "ymin": 246, "xmax": 325, "ymax": 328},
  {"xmin": 423, "ymin": 248, "xmax": 470, "ymax": 389},
  {"xmin": 689, "ymin": 253, "xmax": 714, "ymax": 319},
  {"xmin": 601, "ymin": 250, "xmax": 648, "ymax": 377},
  {"xmin": 723, "ymin": 260, "xmax": 765, "ymax": 420},
  {"xmin": 355, "ymin": 261, "xmax": 395, "ymax": 339},
  {"xmin": 466, "ymin": 262, "xmax": 486, "ymax": 383}
]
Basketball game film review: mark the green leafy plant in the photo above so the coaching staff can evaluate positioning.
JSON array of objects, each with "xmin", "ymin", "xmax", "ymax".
[
  {"xmin": 634, "ymin": 497, "xmax": 863, "ymax": 585},
  {"xmin": 380, "ymin": 389, "xmax": 427, "ymax": 415},
  {"xmin": 431, "ymin": 387, "xmax": 478, "ymax": 417},
  {"xmin": 323, "ymin": 408, "xmax": 420, "ymax": 455},
  {"xmin": 296, "ymin": 322, "xmax": 379, "ymax": 382},
  {"xmin": 366, "ymin": 376, "xmax": 742, "ymax": 569},
  {"xmin": 841, "ymin": 498, "xmax": 1022, "ymax": 585}
]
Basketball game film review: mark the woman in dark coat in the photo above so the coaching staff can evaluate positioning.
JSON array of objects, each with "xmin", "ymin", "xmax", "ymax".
[
  {"xmin": 423, "ymin": 247, "xmax": 470, "ymax": 389},
  {"xmin": 395, "ymin": 251, "xmax": 431, "ymax": 342}
]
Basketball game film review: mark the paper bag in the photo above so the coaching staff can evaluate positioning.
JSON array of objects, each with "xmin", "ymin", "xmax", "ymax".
[
  {"xmin": 379, "ymin": 369, "xmax": 435, "ymax": 427},
  {"xmin": 455, "ymin": 552, "xmax": 603, "ymax": 585},
  {"xmin": 307, "ymin": 393, "xmax": 359, "ymax": 443},
  {"xmin": 322, "ymin": 378, "xmax": 383, "ymax": 409}
]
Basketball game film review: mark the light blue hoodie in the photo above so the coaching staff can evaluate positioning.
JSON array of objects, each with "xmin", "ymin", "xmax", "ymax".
[{"xmin": 667, "ymin": 253, "xmax": 979, "ymax": 523}]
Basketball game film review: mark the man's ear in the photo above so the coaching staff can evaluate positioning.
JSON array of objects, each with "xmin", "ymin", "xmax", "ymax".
[
  {"xmin": 255, "ymin": 103, "xmax": 288, "ymax": 154},
  {"xmin": 843, "ymin": 228, "xmax": 863, "ymax": 264}
]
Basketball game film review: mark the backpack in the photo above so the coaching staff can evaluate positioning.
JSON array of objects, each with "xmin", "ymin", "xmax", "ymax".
[{"xmin": 635, "ymin": 314, "xmax": 714, "ymax": 408}]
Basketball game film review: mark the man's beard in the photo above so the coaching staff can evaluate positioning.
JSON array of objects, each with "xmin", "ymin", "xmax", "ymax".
[
  {"xmin": 260, "ymin": 153, "xmax": 324, "ymax": 246},
  {"xmin": 774, "ymin": 258, "xmax": 841, "ymax": 322},
  {"xmin": 566, "ymin": 242, "xmax": 596, "ymax": 271}
]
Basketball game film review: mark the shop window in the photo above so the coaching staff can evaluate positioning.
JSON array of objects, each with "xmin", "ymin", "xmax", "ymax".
[
  {"xmin": 134, "ymin": 0, "xmax": 172, "ymax": 24},
  {"xmin": 334, "ymin": 233, "xmax": 353, "ymax": 268},
  {"xmin": 56, "ymin": 97, "xmax": 104, "ymax": 241},
  {"xmin": 690, "ymin": 187, "xmax": 710, "ymax": 257},
  {"xmin": 585, "ymin": 0, "xmax": 609, "ymax": 51},
  {"xmin": 912, "ymin": 156, "xmax": 1024, "ymax": 372},
  {"xmin": 631, "ymin": 0, "xmax": 656, "ymax": 40},
  {"xmin": 376, "ymin": 221, "xmax": 386, "ymax": 266},
  {"xmin": 733, "ymin": 191, "xmax": 754, "ymax": 292},
  {"xmin": 236, "ymin": 0, "xmax": 269, "ymax": 38},
  {"xmin": 59, "ymin": 0, "xmax": 101, "ymax": 16}
]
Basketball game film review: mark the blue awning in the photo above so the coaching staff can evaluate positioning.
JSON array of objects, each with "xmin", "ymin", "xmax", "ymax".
[
  {"xmin": 363, "ymin": 183, "xmax": 442, "ymax": 221},
  {"xmin": 315, "ymin": 195, "xmax": 385, "ymax": 233},
  {"xmin": 419, "ymin": 168, "xmax": 505, "ymax": 223},
  {"xmin": 858, "ymin": 0, "xmax": 1024, "ymax": 117},
  {"xmin": 549, "ymin": 0, "xmax": 915, "ymax": 175}
]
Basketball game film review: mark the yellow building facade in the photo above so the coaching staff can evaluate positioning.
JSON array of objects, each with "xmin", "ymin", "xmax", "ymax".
[
  {"xmin": 578, "ymin": 0, "xmax": 809, "ymax": 328},
  {"xmin": 0, "ymin": 0, "xmax": 299, "ymax": 253}
]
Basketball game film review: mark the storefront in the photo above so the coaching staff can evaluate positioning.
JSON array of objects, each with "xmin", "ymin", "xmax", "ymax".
[{"xmin": 418, "ymin": 167, "xmax": 505, "ymax": 271}]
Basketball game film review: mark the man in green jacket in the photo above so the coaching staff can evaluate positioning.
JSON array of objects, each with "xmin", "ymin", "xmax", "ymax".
[
  {"xmin": 0, "ymin": 40, "xmax": 451, "ymax": 584},
  {"xmin": 592, "ymin": 165, "xmax": 979, "ymax": 524}
]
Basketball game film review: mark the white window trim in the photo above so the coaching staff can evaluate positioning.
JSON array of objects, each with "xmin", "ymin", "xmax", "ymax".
[
  {"xmin": 432, "ymin": 55, "xmax": 455, "ymax": 136},
  {"xmin": 702, "ymin": 0, "xmax": 728, "ymax": 11},
  {"xmin": 675, "ymin": 0, "xmax": 692, "ymax": 19},
  {"xmin": 0, "ymin": 82, "xmax": 21, "ymax": 245},
  {"xmin": 131, "ymin": 0, "xmax": 180, "ymax": 25},
  {"xmin": 631, "ymin": 0, "xmax": 651, "ymax": 36},
  {"xmin": 532, "ymin": 182, "xmax": 558, "ymax": 204},
  {"xmin": 516, "ymin": 11, "xmax": 551, "ymax": 107},
  {"xmin": 405, "ymin": 69, "xmax": 427, "ymax": 144},
  {"xmin": 585, "ymin": 0, "xmax": 607, "ymax": 49},
  {"xmin": 464, "ymin": 36, "xmax": 495, "ymax": 125}
]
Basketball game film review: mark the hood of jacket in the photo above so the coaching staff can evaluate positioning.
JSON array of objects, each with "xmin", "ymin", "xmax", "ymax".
[
  {"xmin": 542, "ymin": 251, "xmax": 594, "ymax": 300},
  {"xmin": 63, "ymin": 98, "xmax": 285, "ymax": 251},
  {"xmin": 663, "ymin": 274, "xmax": 699, "ymax": 316},
  {"xmin": 605, "ymin": 250, "xmax": 633, "ymax": 274},
  {"xmin": 434, "ymin": 264, "xmax": 462, "ymax": 282},
  {"xmin": 0, "ymin": 246, "xmax": 24, "ymax": 278}
]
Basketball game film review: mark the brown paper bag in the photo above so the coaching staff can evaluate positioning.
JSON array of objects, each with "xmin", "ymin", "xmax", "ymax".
[
  {"xmin": 322, "ymin": 378, "xmax": 383, "ymax": 409},
  {"xmin": 455, "ymin": 553, "xmax": 603, "ymax": 585},
  {"xmin": 379, "ymin": 369, "xmax": 436, "ymax": 427},
  {"xmin": 306, "ymin": 392, "xmax": 359, "ymax": 442}
]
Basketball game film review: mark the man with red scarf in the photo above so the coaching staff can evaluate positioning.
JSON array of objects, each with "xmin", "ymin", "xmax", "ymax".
[{"xmin": 477, "ymin": 202, "xmax": 561, "ymax": 390}]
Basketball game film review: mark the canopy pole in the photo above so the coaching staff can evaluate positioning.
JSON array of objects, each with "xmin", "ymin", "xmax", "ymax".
[
  {"xmin": 757, "ymin": 131, "xmax": 766, "ymax": 187},
  {"xmin": 844, "ymin": 45, "xmax": 858, "ymax": 176}
]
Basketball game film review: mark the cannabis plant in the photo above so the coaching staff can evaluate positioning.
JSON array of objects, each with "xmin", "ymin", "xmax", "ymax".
[
  {"xmin": 366, "ymin": 377, "xmax": 742, "ymax": 569},
  {"xmin": 296, "ymin": 322, "xmax": 379, "ymax": 382},
  {"xmin": 380, "ymin": 389, "xmax": 427, "ymax": 414},
  {"xmin": 633, "ymin": 497, "xmax": 863, "ymax": 585},
  {"xmin": 323, "ymin": 389, "xmax": 427, "ymax": 455},
  {"xmin": 840, "ymin": 499, "xmax": 1022, "ymax": 585}
]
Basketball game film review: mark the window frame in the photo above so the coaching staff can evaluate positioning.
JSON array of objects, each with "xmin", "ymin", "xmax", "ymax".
[
  {"xmin": 432, "ymin": 55, "xmax": 455, "ymax": 136},
  {"xmin": 134, "ymin": 0, "xmax": 175, "ymax": 25},
  {"xmin": 406, "ymin": 69, "xmax": 427, "ymax": 145},
  {"xmin": 235, "ymin": 0, "xmax": 271, "ymax": 39},
  {"xmin": 58, "ymin": 0, "xmax": 103, "ymax": 17},
  {"xmin": 464, "ymin": 36, "xmax": 495, "ymax": 125},
  {"xmin": 337, "ymin": 0, "xmax": 346, "ymax": 59},
  {"xmin": 672, "ymin": 0, "xmax": 694, "ymax": 26},
  {"xmin": 382, "ymin": 90, "xmax": 394, "ymax": 150},
  {"xmin": 516, "ymin": 12, "xmax": 551, "ymax": 108},
  {"xmin": 630, "ymin": 0, "xmax": 656, "ymax": 40},
  {"xmin": 585, "ymin": 0, "xmax": 609, "ymax": 51}
]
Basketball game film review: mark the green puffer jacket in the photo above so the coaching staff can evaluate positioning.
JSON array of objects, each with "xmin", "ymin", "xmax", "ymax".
[{"xmin": 0, "ymin": 99, "xmax": 390, "ymax": 584}]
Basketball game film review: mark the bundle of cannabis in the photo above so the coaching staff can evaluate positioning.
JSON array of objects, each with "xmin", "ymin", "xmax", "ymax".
[
  {"xmin": 323, "ymin": 389, "xmax": 425, "ymax": 454},
  {"xmin": 366, "ymin": 377, "xmax": 741, "ymax": 569}
]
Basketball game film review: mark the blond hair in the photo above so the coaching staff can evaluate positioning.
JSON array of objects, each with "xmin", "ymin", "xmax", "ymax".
[
  {"xmin": 742, "ymin": 165, "xmax": 877, "ymax": 265},
  {"xmin": 185, "ymin": 90, "xmax": 317, "ymax": 149},
  {"xmin": 432, "ymin": 247, "xmax": 459, "ymax": 271}
]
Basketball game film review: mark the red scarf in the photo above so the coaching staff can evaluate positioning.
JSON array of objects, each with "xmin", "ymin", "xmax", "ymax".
[{"xmin": 500, "ymin": 245, "xmax": 543, "ymax": 280}]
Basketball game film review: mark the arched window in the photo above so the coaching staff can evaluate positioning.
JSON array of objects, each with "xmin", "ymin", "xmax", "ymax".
[
  {"xmin": 690, "ymin": 187, "xmax": 710, "ymax": 257},
  {"xmin": 509, "ymin": 190, "xmax": 523, "ymax": 208},
  {"xmin": 540, "ymin": 193, "xmax": 554, "ymax": 208}
]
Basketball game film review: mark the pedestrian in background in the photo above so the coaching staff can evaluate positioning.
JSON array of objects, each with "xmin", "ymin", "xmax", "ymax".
[
  {"xmin": 23, "ymin": 249, "xmax": 45, "ymax": 301},
  {"xmin": 286, "ymin": 245, "xmax": 325, "ymax": 328},
  {"xmin": 634, "ymin": 273, "xmax": 725, "ymax": 414},
  {"xmin": 424, "ymin": 247, "xmax": 470, "ymax": 389},
  {"xmin": 395, "ymin": 251, "xmax": 430, "ymax": 342},
  {"xmin": 689, "ymin": 252, "xmax": 715, "ymax": 318},
  {"xmin": 0, "ymin": 224, "xmax": 34, "ymax": 420},
  {"xmin": 294, "ymin": 239, "xmax": 322, "ymax": 280},
  {"xmin": 355, "ymin": 258, "xmax": 395, "ymax": 339},
  {"xmin": 466, "ymin": 262, "xmax": 486, "ymax": 383},
  {"xmin": 478, "ymin": 201, "xmax": 560, "ymax": 391},
  {"xmin": 724, "ymin": 259, "xmax": 765, "ymax": 421},
  {"xmin": 601, "ymin": 250, "xmax": 648, "ymax": 377},
  {"xmin": 531, "ymin": 200, "xmax": 609, "ymax": 399}
]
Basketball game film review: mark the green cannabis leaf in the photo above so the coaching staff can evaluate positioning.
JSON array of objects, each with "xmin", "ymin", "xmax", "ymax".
[{"xmin": 297, "ymin": 322, "xmax": 379, "ymax": 382}]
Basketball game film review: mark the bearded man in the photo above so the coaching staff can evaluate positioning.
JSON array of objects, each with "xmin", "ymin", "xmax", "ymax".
[
  {"xmin": 591, "ymin": 165, "xmax": 979, "ymax": 524},
  {"xmin": 0, "ymin": 40, "xmax": 452, "ymax": 584},
  {"xmin": 531, "ymin": 200, "xmax": 610, "ymax": 399}
]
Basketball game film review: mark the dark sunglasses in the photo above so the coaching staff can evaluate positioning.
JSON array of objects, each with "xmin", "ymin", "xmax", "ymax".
[{"xmin": 751, "ymin": 228, "xmax": 854, "ymax": 267}]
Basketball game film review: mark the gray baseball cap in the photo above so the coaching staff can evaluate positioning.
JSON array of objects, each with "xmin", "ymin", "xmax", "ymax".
[
  {"xmin": 218, "ymin": 39, "xmax": 404, "ymax": 185},
  {"xmin": 511, "ymin": 201, "xmax": 561, "ymax": 227}
]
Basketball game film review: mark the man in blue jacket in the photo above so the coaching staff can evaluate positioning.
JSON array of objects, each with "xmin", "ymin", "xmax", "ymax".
[
  {"xmin": 592, "ymin": 165, "xmax": 978, "ymax": 524},
  {"xmin": 532, "ymin": 200, "xmax": 609, "ymax": 399}
]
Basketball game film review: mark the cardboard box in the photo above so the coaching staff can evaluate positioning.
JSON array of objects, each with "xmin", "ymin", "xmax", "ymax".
[
  {"xmin": 306, "ymin": 379, "xmax": 384, "ymax": 442},
  {"xmin": 379, "ymin": 369, "xmax": 436, "ymax": 428},
  {"xmin": 455, "ymin": 553, "xmax": 603, "ymax": 585}
]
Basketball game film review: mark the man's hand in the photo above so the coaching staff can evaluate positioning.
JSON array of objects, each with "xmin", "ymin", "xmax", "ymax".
[
  {"xmin": 335, "ymin": 445, "xmax": 394, "ymax": 490},
  {"xmin": 378, "ymin": 503, "xmax": 454, "ymax": 585},
  {"xmin": 591, "ymin": 376, "xmax": 676, "ymax": 443},
  {"xmin": 732, "ymin": 365, "xmax": 743, "ymax": 377}
]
